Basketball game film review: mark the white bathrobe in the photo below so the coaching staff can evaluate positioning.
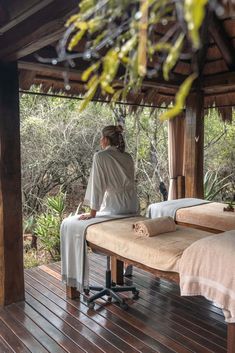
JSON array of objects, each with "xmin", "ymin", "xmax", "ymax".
[
  {"xmin": 84, "ymin": 145, "xmax": 139, "ymax": 215},
  {"xmin": 61, "ymin": 146, "xmax": 139, "ymax": 291}
]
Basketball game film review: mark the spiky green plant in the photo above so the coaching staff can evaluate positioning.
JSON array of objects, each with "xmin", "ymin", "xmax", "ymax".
[
  {"xmin": 34, "ymin": 191, "xmax": 66, "ymax": 260},
  {"xmin": 204, "ymin": 170, "xmax": 232, "ymax": 201}
]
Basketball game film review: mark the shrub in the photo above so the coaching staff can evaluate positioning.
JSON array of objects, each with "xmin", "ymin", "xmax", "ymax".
[
  {"xmin": 34, "ymin": 191, "xmax": 66, "ymax": 261},
  {"xmin": 204, "ymin": 170, "xmax": 232, "ymax": 201}
]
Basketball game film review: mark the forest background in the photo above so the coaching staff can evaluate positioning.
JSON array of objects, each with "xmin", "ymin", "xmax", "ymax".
[{"xmin": 21, "ymin": 91, "xmax": 235, "ymax": 267}]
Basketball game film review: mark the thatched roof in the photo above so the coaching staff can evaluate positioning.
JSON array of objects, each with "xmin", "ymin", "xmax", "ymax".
[{"xmin": 1, "ymin": 1, "xmax": 235, "ymax": 120}]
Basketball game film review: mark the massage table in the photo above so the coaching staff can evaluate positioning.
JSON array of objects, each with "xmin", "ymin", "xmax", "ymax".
[
  {"xmin": 66, "ymin": 216, "xmax": 235, "ymax": 353},
  {"xmin": 149, "ymin": 200, "xmax": 235, "ymax": 233}
]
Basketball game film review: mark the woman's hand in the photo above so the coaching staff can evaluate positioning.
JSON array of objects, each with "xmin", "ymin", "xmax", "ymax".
[
  {"xmin": 78, "ymin": 213, "xmax": 93, "ymax": 220},
  {"xmin": 78, "ymin": 209, "xmax": 97, "ymax": 220}
]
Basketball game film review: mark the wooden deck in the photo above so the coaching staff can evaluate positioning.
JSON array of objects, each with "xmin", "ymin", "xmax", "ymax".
[{"xmin": 0, "ymin": 253, "xmax": 228, "ymax": 353}]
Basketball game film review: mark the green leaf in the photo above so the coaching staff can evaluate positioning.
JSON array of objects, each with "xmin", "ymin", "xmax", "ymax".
[
  {"xmin": 100, "ymin": 81, "xmax": 115, "ymax": 94},
  {"xmin": 184, "ymin": 0, "xmax": 208, "ymax": 49},
  {"xmin": 81, "ymin": 62, "xmax": 100, "ymax": 82},
  {"xmin": 160, "ymin": 73, "xmax": 197, "ymax": 121},
  {"xmin": 208, "ymin": 182, "xmax": 231, "ymax": 201},
  {"xmin": 149, "ymin": 42, "xmax": 172, "ymax": 56},
  {"xmin": 68, "ymin": 29, "xmax": 86, "ymax": 51},
  {"xmin": 163, "ymin": 33, "xmax": 184, "ymax": 81},
  {"xmin": 118, "ymin": 36, "xmax": 137, "ymax": 60},
  {"xmin": 79, "ymin": 76, "xmax": 99, "ymax": 111},
  {"xmin": 111, "ymin": 88, "xmax": 123, "ymax": 103},
  {"xmin": 65, "ymin": 14, "xmax": 80, "ymax": 27}
]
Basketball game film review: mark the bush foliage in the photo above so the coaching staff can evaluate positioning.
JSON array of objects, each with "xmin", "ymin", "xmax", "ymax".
[{"xmin": 21, "ymin": 94, "xmax": 235, "ymax": 265}]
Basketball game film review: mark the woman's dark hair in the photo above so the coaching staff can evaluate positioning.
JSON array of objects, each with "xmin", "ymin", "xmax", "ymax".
[{"xmin": 102, "ymin": 125, "xmax": 125, "ymax": 153}]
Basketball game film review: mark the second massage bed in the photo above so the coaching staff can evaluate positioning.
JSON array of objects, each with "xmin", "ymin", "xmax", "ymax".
[{"xmin": 147, "ymin": 199, "xmax": 235, "ymax": 233}]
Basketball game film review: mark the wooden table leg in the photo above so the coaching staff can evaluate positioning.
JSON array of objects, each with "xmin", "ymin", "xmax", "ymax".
[
  {"xmin": 66, "ymin": 286, "xmax": 80, "ymax": 299},
  {"xmin": 228, "ymin": 323, "xmax": 235, "ymax": 353},
  {"xmin": 111, "ymin": 256, "xmax": 124, "ymax": 285}
]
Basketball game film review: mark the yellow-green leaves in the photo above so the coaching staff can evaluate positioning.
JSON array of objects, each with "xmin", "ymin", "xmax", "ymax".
[
  {"xmin": 100, "ymin": 49, "xmax": 120, "ymax": 94},
  {"xmin": 163, "ymin": 33, "xmax": 184, "ymax": 81},
  {"xmin": 81, "ymin": 62, "xmax": 100, "ymax": 82},
  {"xmin": 64, "ymin": 0, "xmax": 208, "ymax": 118},
  {"xmin": 160, "ymin": 73, "xmax": 197, "ymax": 120},
  {"xmin": 79, "ymin": 75, "xmax": 100, "ymax": 111},
  {"xmin": 68, "ymin": 29, "xmax": 86, "ymax": 51},
  {"xmin": 184, "ymin": 0, "xmax": 208, "ymax": 49},
  {"xmin": 67, "ymin": 18, "xmax": 103, "ymax": 51},
  {"xmin": 119, "ymin": 36, "xmax": 137, "ymax": 61}
]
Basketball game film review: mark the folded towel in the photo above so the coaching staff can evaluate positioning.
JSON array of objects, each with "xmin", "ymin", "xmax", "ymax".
[{"xmin": 133, "ymin": 216, "xmax": 176, "ymax": 237}]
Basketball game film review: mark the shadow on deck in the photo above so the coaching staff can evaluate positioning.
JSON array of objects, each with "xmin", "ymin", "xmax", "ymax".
[{"xmin": 0, "ymin": 253, "xmax": 227, "ymax": 353}]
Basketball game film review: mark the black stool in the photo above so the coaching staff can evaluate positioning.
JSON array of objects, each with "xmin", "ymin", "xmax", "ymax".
[{"xmin": 84, "ymin": 256, "xmax": 139, "ymax": 309}]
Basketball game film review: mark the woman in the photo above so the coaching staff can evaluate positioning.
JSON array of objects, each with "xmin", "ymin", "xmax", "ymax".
[
  {"xmin": 61, "ymin": 125, "xmax": 138, "ymax": 290},
  {"xmin": 79, "ymin": 125, "xmax": 139, "ymax": 219}
]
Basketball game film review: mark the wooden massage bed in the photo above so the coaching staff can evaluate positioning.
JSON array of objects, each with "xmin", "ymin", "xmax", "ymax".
[
  {"xmin": 175, "ymin": 202, "xmax": 235, "ymax": 233},
  {"xmin": 66, "ymin": 216, "xmax": 235, "ymax": 353},
  {"xmin": 148, "ymin": 200, "xmax": 235, "ymax": 233}
]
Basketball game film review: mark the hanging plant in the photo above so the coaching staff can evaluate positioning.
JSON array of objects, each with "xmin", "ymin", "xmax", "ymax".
[{"xmin": 56, "ymin": 0, "xmax": 226, "ymax": 119}]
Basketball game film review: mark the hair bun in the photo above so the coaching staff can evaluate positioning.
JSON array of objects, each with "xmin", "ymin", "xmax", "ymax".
[{"xmin": 116, "ymin": 125, "xmax": 123, "ymax": 133}]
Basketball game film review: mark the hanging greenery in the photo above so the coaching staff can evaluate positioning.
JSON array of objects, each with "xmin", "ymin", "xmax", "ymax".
[{"xmin": 57, "ymin": 0, "xmax": 225, "ymax": 119}]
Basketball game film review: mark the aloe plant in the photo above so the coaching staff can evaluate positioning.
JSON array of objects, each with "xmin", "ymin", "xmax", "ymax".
[
  {"xmin": 34, "ymin": 191, "xmax": 66, "ymax": 260},
  {"xmin": 204, "ymin": 170, "xmax": 232, "ymax": 201}
]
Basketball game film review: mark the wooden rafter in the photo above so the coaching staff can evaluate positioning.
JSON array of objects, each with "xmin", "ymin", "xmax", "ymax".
[
  {"xmin": 209, "ymin": 13, "xmax": 235, "ymax": 70},
  {"xmin": 204, "ymin": 71, "xmax": 235, "ymax": 86},
  {"xmin": 0, "ymin": 0, "xmax": 78, "ymax": 61},
  {"xmin": 18, "ymin": 59, "xmax": 183, "ymax": 91},
  {"xmin": 0, "ymin": 0, "xmax": 54, "ymax": 34},
  {"xmin": 0, "ymin": 1, "xmax": 9, "ymax": 26}
]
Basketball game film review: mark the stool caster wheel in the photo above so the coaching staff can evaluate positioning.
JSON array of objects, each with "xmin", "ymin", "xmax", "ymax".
[
  {"xmin": 120, "ymin": 301, "xmax": 128, "ymax": 310},
  {"xmin": 84, "ymin": 288, "xmax": 90, "ymax": 296},
  {"xmin": 107, "ymin": 296, "xmax": 112, "ymax": 303},
  {"xmin": 132, "ymin": 290, "xmax": 139, "ymax": 300},
  {"xmin": 111, "ymin": 281, "xmax": 116, "ymax": 287},
  {"xmin": 88, "ymin": 301, "xmax": 95, "ymax": 309}
]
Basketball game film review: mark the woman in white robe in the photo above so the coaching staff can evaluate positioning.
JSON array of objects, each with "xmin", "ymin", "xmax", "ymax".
[
  {"xmin": 80, "ymin": 125, "xmax": 139, "ymax": 218},
  {"xmin": 61, "ymin": 125, "xmax": 138, "ymax": 289}
]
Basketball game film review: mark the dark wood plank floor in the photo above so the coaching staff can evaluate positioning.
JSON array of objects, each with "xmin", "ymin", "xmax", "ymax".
[{"xmin": 0, "ymin": 253, "xmax": 228, "ymax": 353}]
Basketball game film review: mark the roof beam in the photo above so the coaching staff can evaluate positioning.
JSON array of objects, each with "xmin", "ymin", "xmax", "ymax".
[
  {"xmin": 204, "ymin": 71, "xmax": 235, "ymax": 86},
  {"xmin": 0, "ymin": 0, "xmax": 77, "ymax": 61},
  {"xmin": 203, "ymin": 71, "xmax": 235, "ymax": 94},
  {"xmin": 18, "ymin": 59, "xmax": 182, "ymax": 91},
  {"xmin": 18, "ymin": 60, "xmax": 83, "ymax": 80},
  {"xmin": 0, "ymin": 0, "xmax": 54, "ymax": 35},
  {"xmin": 209, "ymin": 14, "xmax": 235, "ymax": 70},
  {"xmin": 0, "ymin": 1, "xmax": 9, "ymax": 27}
]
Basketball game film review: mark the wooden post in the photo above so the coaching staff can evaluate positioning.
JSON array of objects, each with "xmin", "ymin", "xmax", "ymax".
[
  {"xmin": 111, "ymin": 256, "xmax": 124, "ymax": 285},
  {"xmin": 228, "ymin": 323, "xmax": 235, "ymax": 353},
  {"xmin": 168, "ymin": 114, "xmax": 185, "ymax": 200},
  {"xmin": 177, "ymin": 175, "xmax": 185, "ymax": 199},
  {"xmin": 0, "ymin": 61, "xmax": 24, "ymax": 306},
  {"xmin": 184, "ymin": 92, "xmax": 204, "ymax": 198}
]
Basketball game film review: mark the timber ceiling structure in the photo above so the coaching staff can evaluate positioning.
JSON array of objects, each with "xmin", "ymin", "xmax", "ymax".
[{"xmin": 1, "ymin": 0, "xmax": 235, "ymax": 120}]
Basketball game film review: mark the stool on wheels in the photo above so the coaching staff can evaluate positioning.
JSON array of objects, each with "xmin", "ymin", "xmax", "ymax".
[{"xmin": 84, "ymin": 256, "xmax": 139, "ymax": 309}]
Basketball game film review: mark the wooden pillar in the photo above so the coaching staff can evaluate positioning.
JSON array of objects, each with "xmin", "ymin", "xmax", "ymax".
[
  {"xmin": 184, "ymin": 92, "xmax": 204, "ymax": 198},
  {"xmin": 0, "ymin": 61, "xmax": 24, "ymax": 306},
  {"xmin": 177, "ymin": 175, "xmax": 185, "ymax": 199},
  {"xmin": 168, "ymin": 114, "xmax": 185, "ymax": 200}
]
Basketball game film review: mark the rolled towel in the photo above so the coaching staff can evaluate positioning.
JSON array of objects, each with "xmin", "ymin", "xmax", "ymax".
[{"xmin": 133, "ymin": 216, "xmax": 176, "ymax": 237}]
